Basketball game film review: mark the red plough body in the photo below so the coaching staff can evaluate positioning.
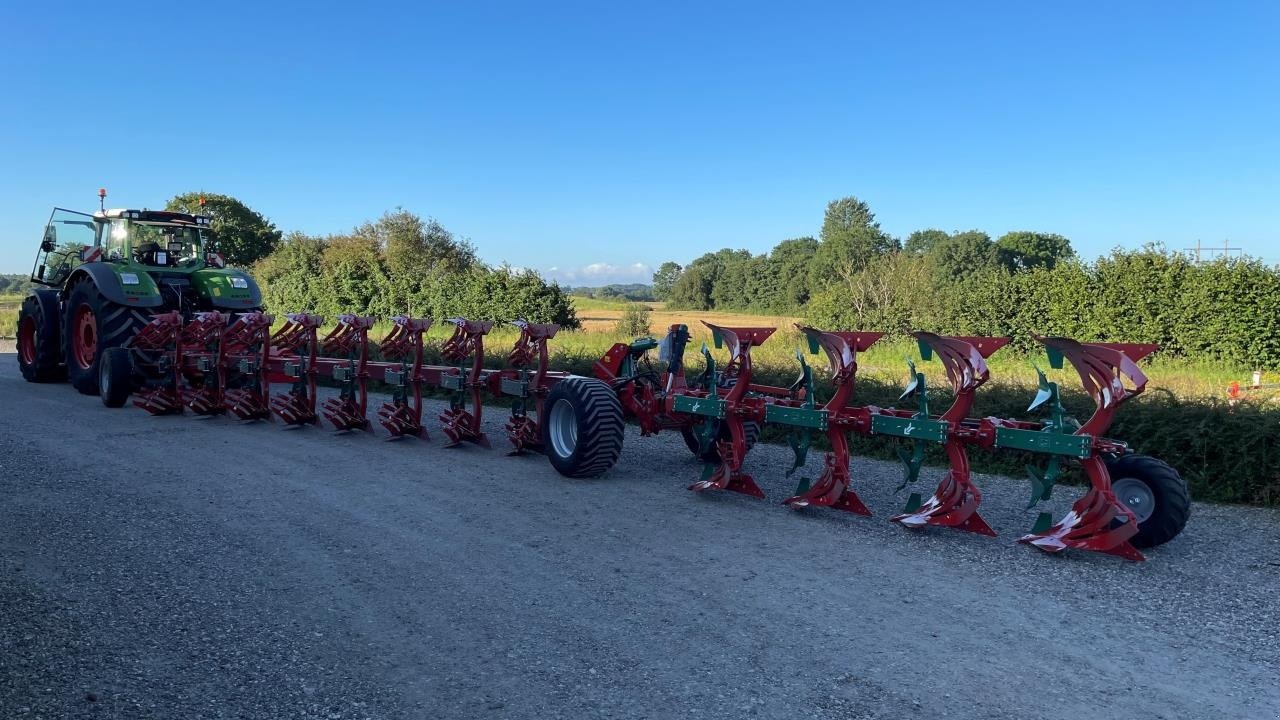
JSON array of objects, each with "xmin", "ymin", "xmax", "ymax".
[{"xmin": 781, "ymin": 327, "xmax": 884, "ymax": 515}]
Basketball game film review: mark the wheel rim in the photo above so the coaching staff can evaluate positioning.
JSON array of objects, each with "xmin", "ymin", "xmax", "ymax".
[
  {"xmin": 1113, "ymin": 477, "xmax": 1155, "ymax": 523},
  {"xmin": 18, "ymin": 315, "xmax": 37, "ymax": 365},
  {"xmin": 72, "ymin": 304, "xmax": 97, "ymax": 370},
  {"xmin": 548, "ymin": 398, "xmax": 578, "ymax": 458}
]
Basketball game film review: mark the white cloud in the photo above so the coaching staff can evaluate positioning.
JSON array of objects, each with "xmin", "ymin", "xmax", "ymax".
[{"xmin": 544, "ymin": 261, "xmax": 653, "ymax": 287}]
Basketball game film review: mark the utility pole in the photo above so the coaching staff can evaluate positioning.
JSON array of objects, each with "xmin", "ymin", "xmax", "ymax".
[{"xmin": 1184, "ymin": 239, "xmax": 1242, "ymax": 263}]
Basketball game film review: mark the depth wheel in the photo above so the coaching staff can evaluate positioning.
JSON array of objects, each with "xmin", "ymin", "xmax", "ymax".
[
  {"xmin": 681, "ymin": 421, "xmax": 760, "ymax": 463},
  {"xmin": 542, "ymin": 377, "xmax": 625, "ymax": 478},
  {"xmin": 1106, "ymin": 454, "xmax": 1191, "ymax": 548},
  {"xmin": 63, "ymin": 281, "xmax": 150, "ymax": 396}
]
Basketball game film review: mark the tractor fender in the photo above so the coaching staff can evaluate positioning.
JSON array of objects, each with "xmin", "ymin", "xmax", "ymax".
[
  {"xmin": 64, "ymin": 264, "xmax": 165, "ymax": 308},
  {"xmin": 30, "ymin": 287, "xmax": 62, "ymax": 314}
]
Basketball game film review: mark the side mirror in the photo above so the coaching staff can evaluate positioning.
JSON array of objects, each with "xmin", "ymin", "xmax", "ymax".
[{"xmin": 41, "ymin": 225, "xmax": 56, "ymax": 252}]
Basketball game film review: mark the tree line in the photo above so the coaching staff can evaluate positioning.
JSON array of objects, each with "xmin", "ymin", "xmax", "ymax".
[
  {"xmin": 656, "ymin": 196, "xmax": 1280, "ymax": 367},
  {"xmin": 0, "ymin": 274, "xmax": 31, "ymax": 295},
  {"xmin": 161, "ymin": 193, "xmax": 578, "ymax": 328}
]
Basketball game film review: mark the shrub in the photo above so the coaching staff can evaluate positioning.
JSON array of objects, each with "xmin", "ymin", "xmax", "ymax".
[{"xmin": 615, "ymin": 303, "xmax": 652, "ymax": 337}]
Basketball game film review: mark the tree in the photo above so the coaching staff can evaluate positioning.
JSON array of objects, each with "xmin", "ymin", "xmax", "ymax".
[
  {"xmin": 765, "ymin": 236, "xmax": 819, "ymax": 309},
  {"xmin": 904, "ymin": 229, "xmax": 951, "ymax": 255},
  {"xmin": 667, "ymin": 263, "xmax": 714, "ymax": 310},
  {"xmin": 996, "ymin": 231, "xmax": 1074, "ymax": 271},
  {"xmin": 253, "ymin": 231, "xmax": 328, "ymax": 313},
  {"xmin": 166, "ymin": 192, "xmax": 282, "ymax": 266},
  {"xmin": 652, "ymin": 261, "xmax": 682, "ymax": 301},
  {"xmin": 350, "ymin": 209, "xmax": 477, "ymax": 311},
  {"xmin": 809, "ymin": 196, "xmax": 898, "ymax": 291},
  {"xmin": 928, "ymin": 230, "xmax": 1000, "ymax": 278},
  {"xmin": 354, "ymin": 209, "xmax": 476, "ymax": 277}
]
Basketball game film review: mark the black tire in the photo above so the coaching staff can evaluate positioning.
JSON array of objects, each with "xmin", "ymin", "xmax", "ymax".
[
  {"xmin": 16, "ymin": 290, "xmax": 65, "ymax": 382},
  {"xmin": 1107, "ymin": 454, "xmax": 1190, "ymax": 548},
  {"xmin": 681, "ymin": 421, "xmax": 761, "ymax": 463},
  {"xmin": 99, "ymin": 347, "xmax": 134, "ymax": 408},
  {"xmin": 542, "ymin": 377, "xmax": 625, "ymax": 478},
  {"xmin": 62, "ymin": 281, "xmax": 151, "ymax": 396}
]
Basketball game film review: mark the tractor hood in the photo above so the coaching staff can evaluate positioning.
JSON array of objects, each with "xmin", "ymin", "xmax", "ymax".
[{"xmin": 191, "ymin": 267, "xmax": 262, "ymax": 310}]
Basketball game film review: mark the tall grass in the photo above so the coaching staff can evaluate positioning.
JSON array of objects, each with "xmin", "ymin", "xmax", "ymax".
[{"xmin": 0, "ymin": 294, "xmax": 21, "ymax": 338}]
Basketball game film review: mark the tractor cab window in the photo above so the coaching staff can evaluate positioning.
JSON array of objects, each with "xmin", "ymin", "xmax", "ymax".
[
  {"xmin": 112, "ymin": 220, "xmax": 204, "ymax": 267},
  {"xmin": 103, "ymin": 219, "xmax": 130, "ymax": 261}
]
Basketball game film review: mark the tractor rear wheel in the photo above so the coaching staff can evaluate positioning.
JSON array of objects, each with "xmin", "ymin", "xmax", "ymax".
[
  {"xmin": 681, "ymin": 421, "xmax": 760, "ymax": 463},
  {"xmin": 17, "ymin": 291, "xmax": 65, "ymax": 383},
  {"xmin": 542, "ymin": 377, "xmax": 625, "ymax": 478},
  {"xmin": 1106, "ymin": 454, "xmax": 1190, "ymax": 548},
  {"xmin": 63, "ymin": 281, "xmax": 150, "ymax": 396}
]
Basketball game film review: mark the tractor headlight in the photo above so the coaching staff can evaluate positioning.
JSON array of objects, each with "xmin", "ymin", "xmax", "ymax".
[
  {"xmin": 120, "ymin": 273, "xmax": 139, "ymax": 285},
  {"xmin": 229, "ymin": 276, "xmax": 249, "ymax": 289}
]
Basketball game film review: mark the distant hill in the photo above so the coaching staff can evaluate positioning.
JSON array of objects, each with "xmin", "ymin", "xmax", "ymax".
[{"xmin": 569, "ymin": 283, "xmax": 654, "ymax": 301}]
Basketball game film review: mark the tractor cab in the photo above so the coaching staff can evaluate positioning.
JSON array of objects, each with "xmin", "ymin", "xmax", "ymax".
[
  {"xmin": 93, "ymin": 209, "xmax": 214, "ymax": 269},
  {"xmin": 30, "ymin": 207, "xmax": 222, "ymax": 289}
]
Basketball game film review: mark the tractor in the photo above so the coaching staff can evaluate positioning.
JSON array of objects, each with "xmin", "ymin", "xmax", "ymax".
[{"xmin": 16, "ymin": 190, "xmax": 262, "ymax": 396}]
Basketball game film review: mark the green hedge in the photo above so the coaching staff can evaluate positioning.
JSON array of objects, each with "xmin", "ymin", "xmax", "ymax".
[{"xmin": 251, "ymin": 217, "xmax": 578, "ymax": 329}]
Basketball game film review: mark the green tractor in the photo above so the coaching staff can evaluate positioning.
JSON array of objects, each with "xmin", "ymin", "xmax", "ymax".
[{"xmin": 16, "ymin": 191, "xmax": 262, "ymax": 395}]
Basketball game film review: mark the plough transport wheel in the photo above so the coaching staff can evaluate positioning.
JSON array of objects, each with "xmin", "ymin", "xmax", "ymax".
[
  {"xmin": 1106, "ymin": 454, "xmax": 1190, "ymax": 548},
  {"xmin": 542, "ymin": 377, "xmax": 625, "ymax": 478}
]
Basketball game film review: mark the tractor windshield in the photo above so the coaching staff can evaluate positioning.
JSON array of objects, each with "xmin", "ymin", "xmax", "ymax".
[{"xmin": 104, "ymin": 219, "xmax": 205, "ymax": 267}]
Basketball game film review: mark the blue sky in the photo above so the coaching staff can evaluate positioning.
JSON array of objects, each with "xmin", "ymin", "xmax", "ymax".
[{"xmin": 1, "ymin": 2, "xmax": 1276, "ymax": 282}]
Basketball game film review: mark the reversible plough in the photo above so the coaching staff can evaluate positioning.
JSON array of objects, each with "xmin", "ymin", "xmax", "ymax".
[{"xmin": 105, "ymin": 312, "xmax": 1190, "ymax": 562}]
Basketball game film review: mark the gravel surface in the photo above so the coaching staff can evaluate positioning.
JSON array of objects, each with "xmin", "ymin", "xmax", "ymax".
[{"xmin": 1, "ymin": 352, "xmax": 1278, "ymax": 720}]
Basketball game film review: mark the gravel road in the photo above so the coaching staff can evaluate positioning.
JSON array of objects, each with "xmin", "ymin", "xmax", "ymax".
[{"xmin": 2, "ymin": 351, "xmax": 1278, "ymax": 720}]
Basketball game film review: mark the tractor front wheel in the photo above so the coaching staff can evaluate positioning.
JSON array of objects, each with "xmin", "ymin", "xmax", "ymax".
[
  {"xmin": 99, "ymin": 347, "xmax": 134, "ymax": 408},
  {"xmin": 542, "ymin": 377, "xmax": 625, "ymax": 478},
  {"xmin": 63, "ymin": 282, "xmax": 149, "ymax": 396},
  {"xmin": 17, "ymin": 291, "xmax": 65, "ymax": 383},
  {"xmin": 1106, "ymin": 454, "xmax": 1191, "ymax": 548}
]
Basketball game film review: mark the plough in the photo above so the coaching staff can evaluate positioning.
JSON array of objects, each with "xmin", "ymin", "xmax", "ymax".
[
  {"xmin": 109, "ymin": 311, "xmax": 575, "ymax": 454},
  {"xmin": 100, "ymin": 312, "xmax": 1190, "ymax": 562}
]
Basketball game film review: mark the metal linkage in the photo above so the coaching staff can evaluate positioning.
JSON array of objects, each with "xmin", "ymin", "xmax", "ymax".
[
  {"xmin": 216, "ymin": 312, "xmax": 274, "ymax": 420},
  {"xmin": 438, "ymin": 318, "xmax": 493, "ymax": 447},
  {"xmin": 500, "ymin": 320, "xmax": 563, "ymax": 453},
  {"xmin": 175, "ymin": 312, "xmax": 231, "ymax": 416},
  {"xmin": 127, "ymin": 311, "xmax": 274, "ymax": 419},
  {"xmin": 319, "ymin": 315, "xmax": 375, "ymax": 432},
  {"xmin": 1013, "ymin": 338, "xmax": 1158, "ymax": 561},
  {"xmin": 375, "ymin": 316, "xmax": 433, "ymax": 439},
  {"xmin": 594, "ymin": 323, "xmax": 694, "ymax": 436},
  {"xmin": 268, "ymin": 313, "xmax": 324, "ymax": 426},
  {"xmin": 777, "ymin": 326, "xmax": 884, "ymax": 514},
  {"xmin": 129, "ymin": 311, "xmax": 186, "ymax": 415},
  {"xmin": 886, "ymin": 333, "xmax": 1010, "ymax": 536}
]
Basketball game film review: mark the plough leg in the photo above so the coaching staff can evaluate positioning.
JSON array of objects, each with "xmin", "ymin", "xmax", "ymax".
[{"xmin": 438, "ymin": 318, "xmax": 493, "ymax": 447}]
